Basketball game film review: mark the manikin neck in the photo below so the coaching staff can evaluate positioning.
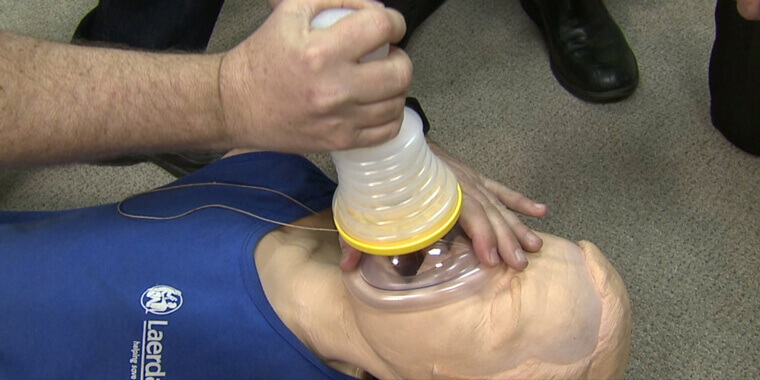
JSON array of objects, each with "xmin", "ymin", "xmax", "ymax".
[{"xmin": 253, "ymin": 212, "xmax": 401, "ymax": 379}]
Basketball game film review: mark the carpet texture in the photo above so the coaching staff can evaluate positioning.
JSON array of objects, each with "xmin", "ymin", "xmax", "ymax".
[{"xmin": 1, "ymin": 0, "xmax": 759, "ymax": 378}]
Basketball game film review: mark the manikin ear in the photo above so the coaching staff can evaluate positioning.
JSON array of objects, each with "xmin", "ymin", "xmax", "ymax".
[{"xmin": 580, "ymin": 241, "xmax": 632, "ymax": 379}]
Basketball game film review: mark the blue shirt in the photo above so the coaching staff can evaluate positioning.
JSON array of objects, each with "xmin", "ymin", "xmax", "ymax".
[{"xmin": 0, "ymin": 152, "xmax": 355, "ymax": 380}]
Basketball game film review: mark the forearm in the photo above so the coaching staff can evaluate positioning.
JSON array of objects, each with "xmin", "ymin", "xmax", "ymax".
[{"xmin": 0, "ymin": 32, "xmax": 227, "ymax": 167}]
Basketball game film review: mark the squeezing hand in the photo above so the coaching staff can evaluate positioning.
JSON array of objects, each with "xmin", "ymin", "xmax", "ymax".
[{"xmin": 220, "ymin": 0, "xmax": 411, "ymax": 153}]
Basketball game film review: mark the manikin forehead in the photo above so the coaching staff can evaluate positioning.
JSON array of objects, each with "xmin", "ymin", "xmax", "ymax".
[{"xmin": 350, "ymin": 234, "xmax": 605, "ymax": 378}]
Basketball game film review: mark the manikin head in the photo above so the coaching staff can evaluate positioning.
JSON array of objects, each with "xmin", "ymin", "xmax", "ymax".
[
  {"xmin": 345, "ymin": 233, "xmax": 631, "ymax": 379},
  {"xmin": 256, "ymin": 211, "xmax": 632, "ymax": 379}
]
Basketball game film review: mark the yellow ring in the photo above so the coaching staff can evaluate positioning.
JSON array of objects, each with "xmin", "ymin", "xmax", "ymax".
[{"xmin": 334, "ymin": 184, "xmax": 463, "ymax": 256}]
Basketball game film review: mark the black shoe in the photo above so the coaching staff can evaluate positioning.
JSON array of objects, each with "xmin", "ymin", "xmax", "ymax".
[
  {"xmin": 520, "ymin": 0, "xmax": 639, "ymax": 102},
  {"xmin": 709, "ymin": 0, "xmax": 760, "ymax": 156},
  {"xmin": 98, "ymin": 152, "xmax": 223, "ymax": 178}
]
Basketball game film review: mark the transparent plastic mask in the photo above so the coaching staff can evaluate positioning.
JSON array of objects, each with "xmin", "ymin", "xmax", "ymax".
[{"xmin": 343, "ymin": 224, "xmax": 497, "ymax": 311}]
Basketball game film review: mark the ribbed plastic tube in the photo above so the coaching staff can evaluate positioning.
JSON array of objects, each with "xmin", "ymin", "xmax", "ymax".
[
  {"xmin": 331, "ymin": 107, "xmax": 462, "ymax": 255},
  {"xmin": 313, "ymin": 8, "xmax": 462, "ymax": 255}
]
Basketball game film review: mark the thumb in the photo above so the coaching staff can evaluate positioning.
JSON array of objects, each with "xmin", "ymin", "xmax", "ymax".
[
  {"xmin": 338, "ymin": 236, "xmax": 363, "ymax": 271},
  {"xmin": 737, "ymin": 0, "xmax": 760, "ymax": 20}
]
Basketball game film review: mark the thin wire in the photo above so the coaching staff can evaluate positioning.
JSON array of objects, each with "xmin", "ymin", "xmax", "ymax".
[{"xmin": 117, "ymin": 182, "xmax": 339, "ymax": 233}]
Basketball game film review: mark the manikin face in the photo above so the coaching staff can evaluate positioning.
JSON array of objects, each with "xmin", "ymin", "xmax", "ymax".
[{"xmin": 347, "ymin": 233, "xmax": 631, "ymax": 379}]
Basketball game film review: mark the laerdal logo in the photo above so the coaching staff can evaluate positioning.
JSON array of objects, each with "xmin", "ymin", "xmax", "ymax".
[
  {"xmin": 130, "ymin": 285, "xmax": 182, "ymax": 380},
  {"xmin": 141, "ymin": 285, "xmax": 183, "ymax": 315},
  {"xmin": 140, "ymin": 320, "xmax": 168, "ymax": 380}
]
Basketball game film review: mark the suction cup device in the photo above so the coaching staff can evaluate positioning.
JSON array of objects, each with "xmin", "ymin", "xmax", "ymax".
[
  {"xmin": 311, "ymin": 8, "xmax": 463, "ymax": 256},
  {"xmin": 357, "ymin": 225, "xmax": 478, "ymax": 290},
  {"xmin": 313, "ymin": 9, "xmax": 476, "ymax": 311},
  {"xmin": 342, "ymin": 224, "xmax": 497, "ymax": 311}
]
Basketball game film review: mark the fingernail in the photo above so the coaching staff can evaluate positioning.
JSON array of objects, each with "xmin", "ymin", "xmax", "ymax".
[
  {"xmin": 526, "ymin": 231, "xmax": 541, "ymax": 245},
  {"xmin": 489, "ymin": 248, "xmax": 501, "ymax": 266},
  {"xmin": 339, "ymin": 247, "xmax": 349, "ymax": 267},
  {"xmin": 535, "ymin": 203, "xmax": 546, "ymax": 210},
  {"xmin": 514, "ymin": 249, "xmax": 528, "ymax": 265}
]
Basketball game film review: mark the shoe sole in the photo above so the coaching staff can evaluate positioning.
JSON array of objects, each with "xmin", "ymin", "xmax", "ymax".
[{"xmin": 519, "ymin": 0, "xmax": 638, "ymax": 103}]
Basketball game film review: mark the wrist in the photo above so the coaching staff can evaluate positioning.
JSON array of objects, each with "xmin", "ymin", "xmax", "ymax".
[
  {"xmin": 217, "ymin": 49, "xmax": 245, "ymax": 151},
  {"xmin": 96, "ymin": 49, "xmax": 231, "ymax": 155},
  {"xmin": 203, "ymin": 52, "xmax": 231, "ymax": 151},
  {"xmin": 89, "ymin": 48, "xmax": 230, "ymax": 154},
  {"xmin": 151, "ymin": 51, "xmax": 230, "ymax": 152},
  {"xmin": 217, "ymin": 45, "xmax": 270, "ymax": 152}
]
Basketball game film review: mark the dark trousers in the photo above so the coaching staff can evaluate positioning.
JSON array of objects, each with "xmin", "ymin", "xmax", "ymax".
[
  {"xmin": 72, "ymin": 0, "xmax": 446, "ymax": 51},
  {"xmin": 709, "ymin": 0, "xmax": 760, "ymax": 156},
  {"xmin": 72, "ymin": 0, "xmax": 227, "ymax": 51}
]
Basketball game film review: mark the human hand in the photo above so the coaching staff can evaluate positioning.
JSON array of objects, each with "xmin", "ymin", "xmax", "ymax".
[
  {"xmin": 219, "ymin": 0, "xmax": 411, "ymax": 153},
  {"xmin": 339, "ymin": 142, "xmax": 548, "ymax": 272},
  {"xmin": 737, "ymin": 0, "xmax": 760, "ymax": 20}
]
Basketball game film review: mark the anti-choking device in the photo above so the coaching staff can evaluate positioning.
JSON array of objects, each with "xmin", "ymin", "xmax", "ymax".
[{"xmin": 313, "ymin": 9, "xmax": 490, "ymax": 311}]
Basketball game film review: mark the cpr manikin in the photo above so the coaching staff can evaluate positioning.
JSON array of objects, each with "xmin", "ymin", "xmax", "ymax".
[
  {"xmin": 0, "ymin": 149, "xmax": 631, "ymax": 379},
  {"xmin": 255, "ymin": 208, "xmax": 632, "ymax": 379}
]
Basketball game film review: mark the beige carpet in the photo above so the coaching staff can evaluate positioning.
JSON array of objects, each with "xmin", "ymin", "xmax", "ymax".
[{"xmin": 2, "ymin": 0, "xmax": 759, "ymax": 378}]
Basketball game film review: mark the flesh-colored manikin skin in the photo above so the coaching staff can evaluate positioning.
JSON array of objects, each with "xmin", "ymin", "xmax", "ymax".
[{"xmin": 255, "ymin": 209, "xmax": 632, "ymax": 379}]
